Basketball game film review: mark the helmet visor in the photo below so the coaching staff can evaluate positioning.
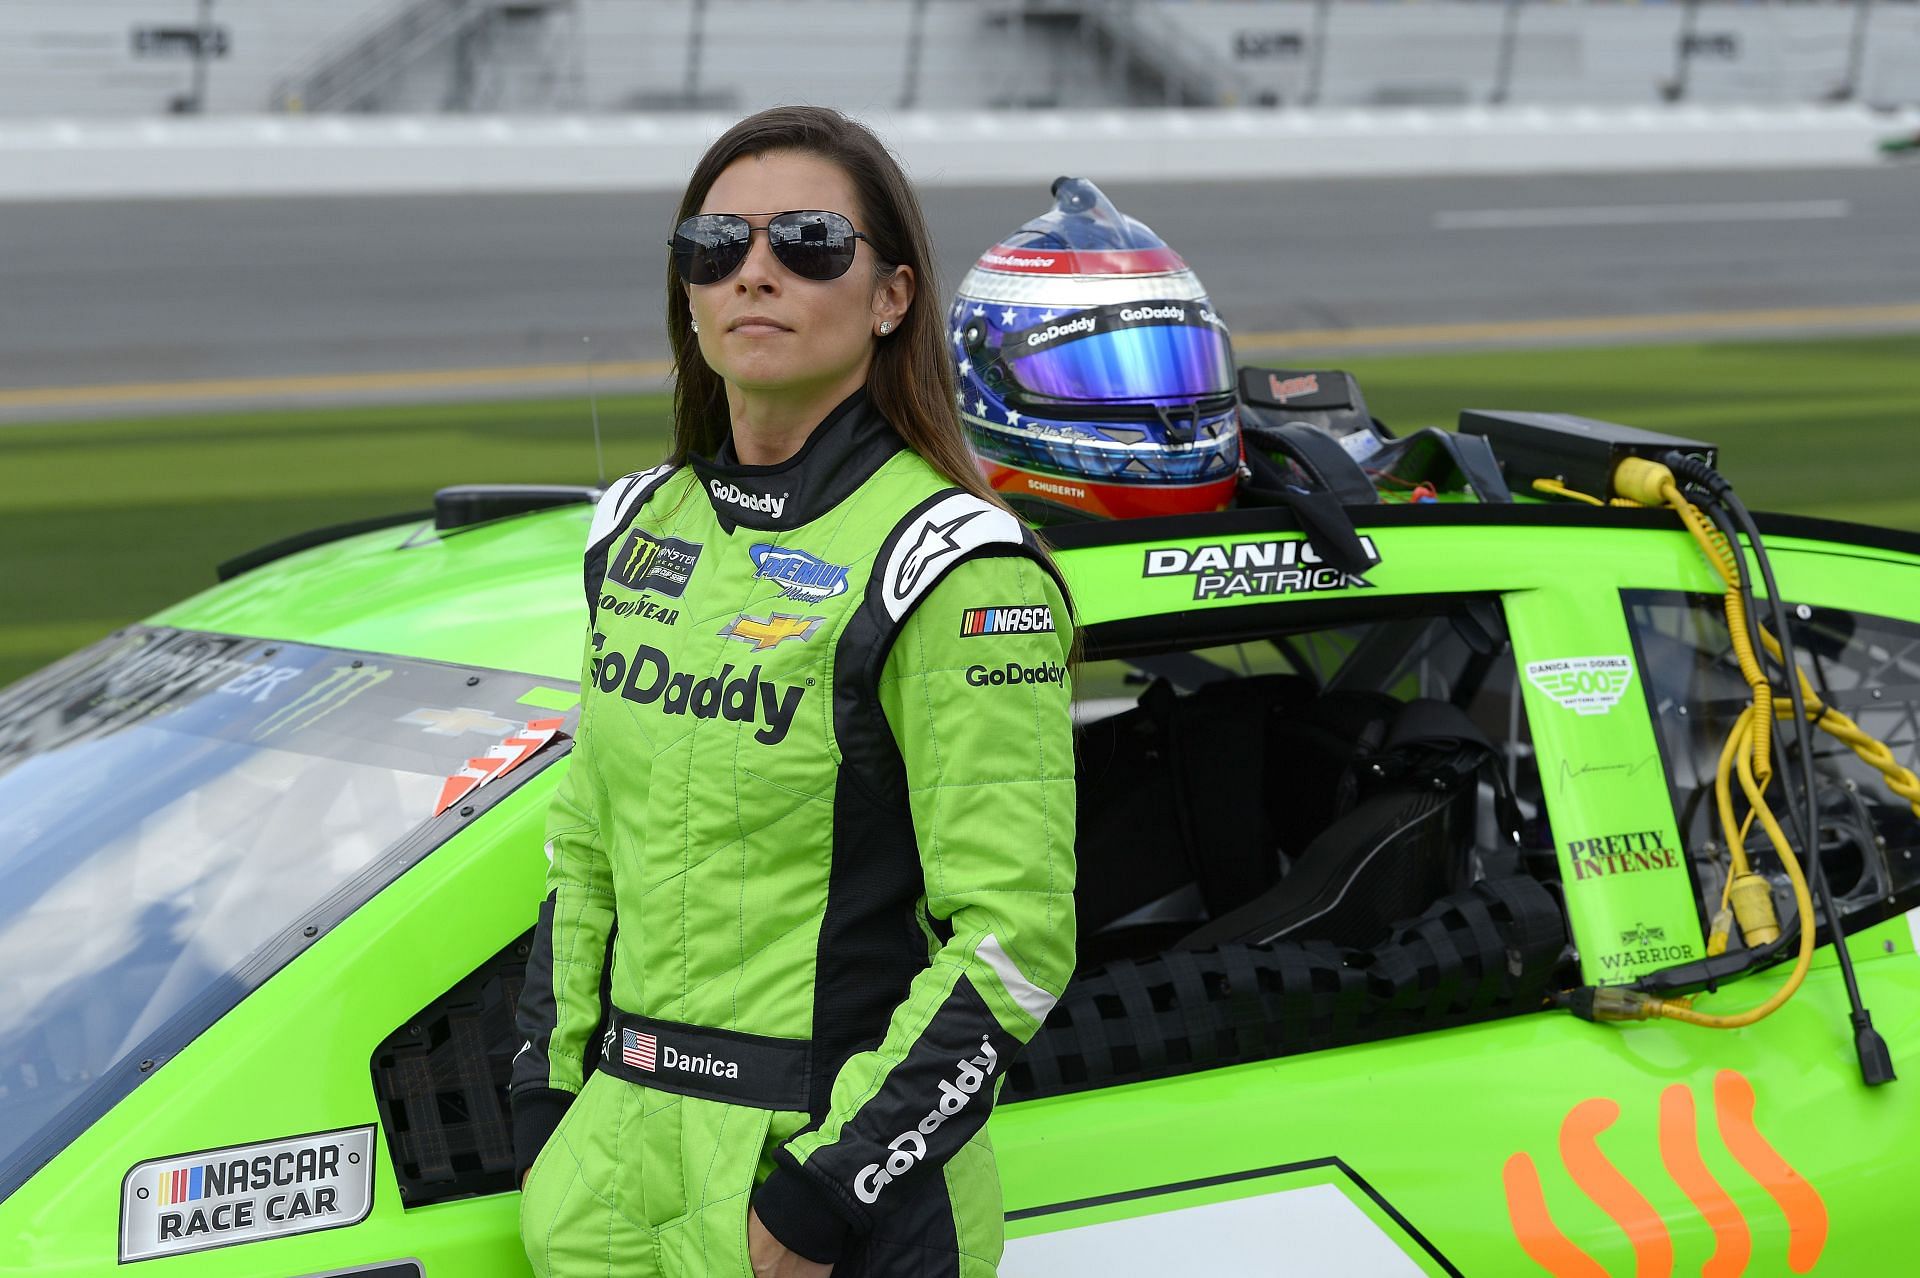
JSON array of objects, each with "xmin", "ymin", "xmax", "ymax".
[{"xmin": 1000, "ymin": 305, "xmax": 1234, "ymax": 406}]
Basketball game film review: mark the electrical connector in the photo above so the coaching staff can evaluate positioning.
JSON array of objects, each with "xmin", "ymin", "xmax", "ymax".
[
  {"xmin": 1705, "ymin": 906, "xmax": 1734, "ymax": 957},
  {"xmin": 1557, "ymin": 986, "xmax": 1680, "ymax": 1023},
  {"xmin": 1610, "ymin": 456, "xmax": 1674, "ymax": 506},
  {"xmin": 1728, "ymin": 872, "xmax": 1781, "ymax": 947}
]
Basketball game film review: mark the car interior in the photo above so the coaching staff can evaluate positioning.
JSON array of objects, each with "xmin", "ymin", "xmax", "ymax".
[{"xmin": 1005, "ymin": 598, "xmax": 1573, "ymax": 1100}]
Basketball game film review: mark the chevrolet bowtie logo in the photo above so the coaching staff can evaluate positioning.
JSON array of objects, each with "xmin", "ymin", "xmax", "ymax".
[{"xmin": 718, "ymin": 612, "xmax": 824, "ymax": 651}]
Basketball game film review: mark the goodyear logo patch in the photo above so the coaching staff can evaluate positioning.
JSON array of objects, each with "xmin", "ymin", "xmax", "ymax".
[
  {"xmin": 121, "ymin": 1127, "xmax": 375, "ymax": 1262},
  {"xmin": 608, "ymin": 531, "xmax": 702, "ymax": 598},
  {"xmin": 960, "ymin": 606, "xmax": 1055, "ymax": 637}
]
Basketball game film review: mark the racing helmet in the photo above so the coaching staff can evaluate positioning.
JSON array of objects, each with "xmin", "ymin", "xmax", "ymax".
[{"xmin": 951, "ymin": 177, "xmax": 1241, "ymax": 520}]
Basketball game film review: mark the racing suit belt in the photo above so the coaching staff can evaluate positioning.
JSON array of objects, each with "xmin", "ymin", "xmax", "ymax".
[{"xmin": 595, "ymin": 1008, "xmax": 812, "ymax": 1110}]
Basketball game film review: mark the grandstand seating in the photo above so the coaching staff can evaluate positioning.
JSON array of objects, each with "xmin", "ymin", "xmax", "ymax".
[{"xmin": 1, "ymin": 0, "xmax": 1914, "ymax": 118}]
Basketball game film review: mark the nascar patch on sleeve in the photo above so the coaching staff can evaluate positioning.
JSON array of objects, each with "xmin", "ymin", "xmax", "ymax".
[{"xmin": 960, "ymin": 605, "xmax": 1055, "ymax": 637}]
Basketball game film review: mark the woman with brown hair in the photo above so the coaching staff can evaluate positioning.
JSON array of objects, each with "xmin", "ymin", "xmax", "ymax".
[{"xmin": 509, "ymin": 106, "xmax": 1078, "ymax": 1278}]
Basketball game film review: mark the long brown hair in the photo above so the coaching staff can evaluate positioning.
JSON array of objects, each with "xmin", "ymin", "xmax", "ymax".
[{"xmin": 664, "ymin": 106, "xmax": 1004, "ymax": 511}]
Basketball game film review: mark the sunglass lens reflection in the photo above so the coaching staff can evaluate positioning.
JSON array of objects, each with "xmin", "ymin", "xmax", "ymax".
[
  {"xmin": 673, "ymin": 215, "xmax": 750, "ymax": 286},
  {"xmin": 768, "ymin": 213, "xmax": 856, "ymax": 281}
]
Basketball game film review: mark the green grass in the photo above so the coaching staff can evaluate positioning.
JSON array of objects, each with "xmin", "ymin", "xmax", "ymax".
[{"xmin": 2, "ymin": 332, "xmax": 1915, "ymax": 688}]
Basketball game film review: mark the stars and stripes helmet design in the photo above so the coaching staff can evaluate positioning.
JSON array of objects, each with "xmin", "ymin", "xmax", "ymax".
[{"xmin": 951, "ymin": 177, "xmax": 1241, "ymax": 520}]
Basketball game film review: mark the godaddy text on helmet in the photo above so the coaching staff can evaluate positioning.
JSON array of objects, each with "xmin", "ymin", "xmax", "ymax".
[{"xmin": 1025, "ymin": 316, "xmax": 1097, "ymax": 348}]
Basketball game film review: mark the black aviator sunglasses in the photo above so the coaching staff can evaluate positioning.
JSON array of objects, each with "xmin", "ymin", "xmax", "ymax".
[{"xmin": 669, "ymin": 210, "xmax": 878, "ymax": 286}]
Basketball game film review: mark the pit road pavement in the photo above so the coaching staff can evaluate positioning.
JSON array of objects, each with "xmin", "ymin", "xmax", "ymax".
[{"xmin": 3, "ymin": 165, "xmax": 1916, "ymax": 421}]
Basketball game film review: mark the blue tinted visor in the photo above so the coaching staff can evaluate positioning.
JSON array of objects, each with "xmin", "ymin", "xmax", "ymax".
[{"xmin": 1003, "ymin": 323, "xmax": 1235, "ymax": 406}]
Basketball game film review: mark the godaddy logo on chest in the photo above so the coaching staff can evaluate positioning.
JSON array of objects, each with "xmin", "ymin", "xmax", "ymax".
[
  {"xmin": 709, "ymin": 480, "xmax": 787, "ymax": 520},
  {"xmin": 589, "ymin": 640, "xmax": 802, "ymax": 745},
  {"xmin": 853, "ymin": 1036, "xmax": 1000, "ymax": 1205}
]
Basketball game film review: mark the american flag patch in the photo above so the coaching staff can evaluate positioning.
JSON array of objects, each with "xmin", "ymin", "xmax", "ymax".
[{"xmin": 622, "ymin": 1028, "xmax": 657, "ymax": 1071}]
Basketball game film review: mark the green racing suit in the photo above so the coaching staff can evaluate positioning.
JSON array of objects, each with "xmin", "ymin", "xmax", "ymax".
[{"xmin": 510, "ymin": 389, "xmax": 1077, "ymax": 1277}]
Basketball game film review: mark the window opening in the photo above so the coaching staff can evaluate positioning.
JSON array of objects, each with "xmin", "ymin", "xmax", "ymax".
[{"xmin": 1009, "ymin": 601, "xmax": 1567, "ymax": 1101}]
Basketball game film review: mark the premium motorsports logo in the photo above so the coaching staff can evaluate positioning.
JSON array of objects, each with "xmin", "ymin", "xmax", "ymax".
[
  {"xmin": 748, "ymin": 543, "xmax": 850, "ymax": 603},
  {"xmin": 1143, "ymin": 536, "xmax": 1379, "ymax": 601}
]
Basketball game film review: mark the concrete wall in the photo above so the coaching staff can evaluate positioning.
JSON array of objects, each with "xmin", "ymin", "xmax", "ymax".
[{"xmin": 3, "ymin": 105, "xmax": 1913, "ymax": 203}]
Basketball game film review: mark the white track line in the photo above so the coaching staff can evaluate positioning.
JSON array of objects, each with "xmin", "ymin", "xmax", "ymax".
[{"xmin": 1434, "ymin": 200, "xmax": 1852, "ymax": 231}]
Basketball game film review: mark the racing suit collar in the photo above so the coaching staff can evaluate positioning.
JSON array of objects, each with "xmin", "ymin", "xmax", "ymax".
[{"xmin": 690, "ymin": 387, "xmax": 904, "ymax": 533}]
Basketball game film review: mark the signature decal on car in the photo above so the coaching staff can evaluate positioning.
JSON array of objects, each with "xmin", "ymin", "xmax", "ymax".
[
  {"xmin": 121, "ymin": 1126, "xmax": 377, "ymax": 1262},
  {"xmin": 1502, "ymin": 1070, "xmax": 1827, "ymax": 1277}
]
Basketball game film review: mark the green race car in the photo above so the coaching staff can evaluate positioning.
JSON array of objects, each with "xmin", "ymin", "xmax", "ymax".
[{"xmin": 3, "ymin": 400, "xmax": 1917, "ymax": 1278}]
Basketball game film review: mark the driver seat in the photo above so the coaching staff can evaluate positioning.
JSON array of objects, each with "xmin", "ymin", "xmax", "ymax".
[{"xmin": 1177, "ymin": 698, "xmax": 1493, "ymax": 951}]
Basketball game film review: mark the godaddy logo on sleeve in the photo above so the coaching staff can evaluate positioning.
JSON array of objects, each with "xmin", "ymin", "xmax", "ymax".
[
  {"xmin": 964, "ymin": 661, "xmax": 1067, "ymax": 688},
  {"xmin": 853, "ymin": 1037, "xmax": 1000, "ymax": 1205}
]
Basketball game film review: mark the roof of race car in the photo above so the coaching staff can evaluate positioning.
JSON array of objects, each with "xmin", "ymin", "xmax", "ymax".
[{"xmin": 145, "ymin": 493, "xmax": 1920, "ymax": 682}]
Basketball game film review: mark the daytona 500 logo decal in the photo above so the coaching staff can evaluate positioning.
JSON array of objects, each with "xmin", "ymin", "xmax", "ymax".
[{"xmin": 1143, "ymin": 537, "xmax": 1378, "ymax": 601}]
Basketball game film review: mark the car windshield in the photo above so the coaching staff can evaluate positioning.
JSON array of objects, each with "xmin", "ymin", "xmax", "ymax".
[{"xmin": 0, "ymin": 627, "xmax": 579, "ymax": 1198}]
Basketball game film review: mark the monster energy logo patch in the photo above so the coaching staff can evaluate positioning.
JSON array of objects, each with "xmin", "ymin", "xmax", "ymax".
[
  {"xmin": 253, "ymin": 664, "xmax": 392, "ymax": 739},
  {"xmin": 608, "ymin": 530, "xmax": 702, "ymax": 598}
]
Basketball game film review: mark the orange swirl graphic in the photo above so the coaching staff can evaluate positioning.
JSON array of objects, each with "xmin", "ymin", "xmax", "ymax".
[
  {"xmin": 1714, "ymin": 1070, "xmax": 1828, "ymax": 1273},
  {"xmin": 1504, "ymin": 1071, "xmax": 1826, "ymax": 1277},
  {"xmin": 1658, "ymin": 1083, "xmax": 1750, "ymax": 1278},
  {"xmin": 1503, "ymin": 1152, "xmax": 1611, "ymax": 1278},
  {"xmin": 1561, "ymin": 1098, "xmax": 1675, "ymax": 1278}
]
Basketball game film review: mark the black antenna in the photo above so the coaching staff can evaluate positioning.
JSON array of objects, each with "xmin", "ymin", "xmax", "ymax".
[{"xmin": 585, "ymin": 335, "xmax": 607, "ymax": 487}]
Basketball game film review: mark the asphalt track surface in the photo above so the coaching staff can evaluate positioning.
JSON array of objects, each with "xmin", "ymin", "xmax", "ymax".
[{"xmin": 2, "ymin": 165, "xmax": 1916, "ymax": 421}]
